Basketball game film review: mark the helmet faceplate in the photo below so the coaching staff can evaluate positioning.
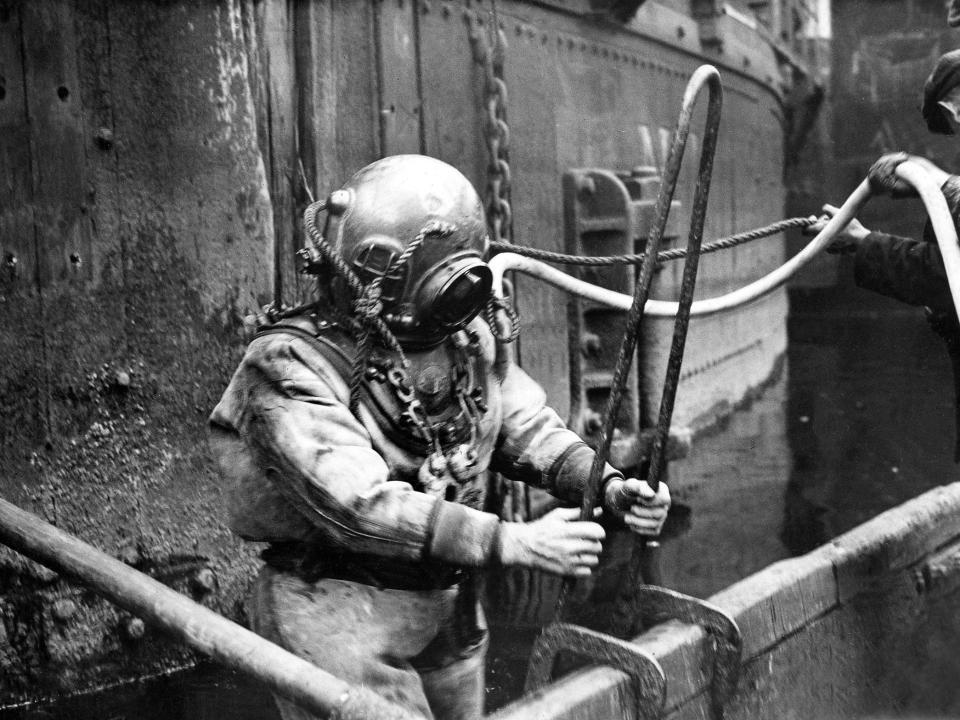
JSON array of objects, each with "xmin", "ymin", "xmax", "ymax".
[{"xmin": 323, "ymin": 155, "xmax": 492, "ymax": 347}]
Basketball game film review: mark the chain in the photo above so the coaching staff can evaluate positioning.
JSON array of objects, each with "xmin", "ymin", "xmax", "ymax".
[
  {"xmin": 470, "ymin": 7, "xmax": 521, "ymax": 344},
  {"xmin": 470, "ymin": 11, "xmax": 512, "ymax": 244},
  {"xmin": 488, "ymin": 215, "xmax": 819, "ymax": 266}
]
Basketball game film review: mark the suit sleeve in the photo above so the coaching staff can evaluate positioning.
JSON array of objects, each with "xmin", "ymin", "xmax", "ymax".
[{"xmin": 490, "ymin": 360, "xmax": 621, "ymax": 504}]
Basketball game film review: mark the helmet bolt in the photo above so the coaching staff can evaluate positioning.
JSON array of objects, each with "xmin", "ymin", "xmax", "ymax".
[{"xmin": 327, "ymin": 190, "xmax": 351, "ymax": 214}]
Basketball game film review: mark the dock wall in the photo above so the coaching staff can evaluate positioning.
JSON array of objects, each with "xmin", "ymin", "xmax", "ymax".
[{"xmin": 492, "ymin": 481, "xmax": 960, "ymax": 719}]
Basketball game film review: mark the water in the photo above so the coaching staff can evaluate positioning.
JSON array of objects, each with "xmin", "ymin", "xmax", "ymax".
[{"xmin": 4, "ymin": 286, "xmax": 956, "ymax": 719}]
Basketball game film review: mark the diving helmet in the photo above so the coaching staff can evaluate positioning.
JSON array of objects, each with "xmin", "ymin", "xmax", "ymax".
[{"xmin": 319, "ymin": 155, "xmax": 493, "ymax": 347}]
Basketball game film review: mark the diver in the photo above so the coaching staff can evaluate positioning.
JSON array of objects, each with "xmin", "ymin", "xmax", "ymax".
[
  {"xmin": 208, "ymin": 154, "xmax": 671, "ymax": 720},
  {"xmin": 808, "ymin": 50, "xmax": 960, "ymax": 459}
]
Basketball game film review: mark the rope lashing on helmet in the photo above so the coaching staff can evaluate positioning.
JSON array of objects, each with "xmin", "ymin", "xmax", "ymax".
[
  {"xmin": 487, "ymin": 215, "xmax": 817, "ymax": 267},
  {"xmin": 303, "ymin": 200, "xmax": 464, "ymax": 411}
]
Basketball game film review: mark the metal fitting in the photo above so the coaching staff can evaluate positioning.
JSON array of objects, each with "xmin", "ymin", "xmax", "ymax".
[{"xmin": 95, "ymin": 127, "xmax": 114, "ymax": 150}]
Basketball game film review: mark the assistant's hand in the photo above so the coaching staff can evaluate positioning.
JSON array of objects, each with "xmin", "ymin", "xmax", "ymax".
[
  {"xmin": 803, "ymin": 204, "xmax": 870, "ymax": 254},
  {"xmin": 497, "ymin": 507, "xmax": 605, "ymax": 577},
  {"xmin": 603, "ymin": 477, "xmax": 670, "ymax": 536}
]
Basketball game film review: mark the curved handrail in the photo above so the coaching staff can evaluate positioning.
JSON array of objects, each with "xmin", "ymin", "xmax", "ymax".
[{"xmin": 491, "ymin": 162, "xmax": 960, "ymax": 321}]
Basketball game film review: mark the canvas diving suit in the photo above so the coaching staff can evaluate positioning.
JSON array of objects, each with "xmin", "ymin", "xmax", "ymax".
[{"xmin": 208, "ymin": 313, "xmax": 618, "ymax": 719}]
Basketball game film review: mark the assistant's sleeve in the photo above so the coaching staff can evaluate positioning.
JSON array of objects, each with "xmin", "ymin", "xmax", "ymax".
[
  {"xmin": 853, "ymin": 231, "xmax": 954, "ymax": 312},
  {"xmin": 223, "ymin": 334, "xmax": 499, "ymax": 566},
  {"xmin": 490, "ymin": 360, "xmax": 621, "ymax": 504},
  {"xmin": 854, "ymin": 174, "xmax": 960, "ymax": 313}
]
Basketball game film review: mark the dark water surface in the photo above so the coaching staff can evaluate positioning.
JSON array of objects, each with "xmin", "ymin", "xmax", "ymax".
[{"xmin": 4, "ymin": 287, "xmax": 956, "ymax": 719}]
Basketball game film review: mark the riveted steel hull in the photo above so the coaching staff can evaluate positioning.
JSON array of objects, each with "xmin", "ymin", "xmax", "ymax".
[{"xmin": 0, "ymin": 0, "xmax": 799, "ymax": 704}]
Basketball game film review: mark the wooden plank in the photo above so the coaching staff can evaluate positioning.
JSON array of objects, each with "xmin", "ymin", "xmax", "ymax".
[
  {"xmin": 488, "ymin": 665, "xmax": 637, "ymax": 720},
  {"xmin": 20, "ymin": 1, "xmax": 89, "ymax": 289},
  {"xmin": 333, "ymin": 1, "xmax": 379, "ymax": 176},
  {"xmin": 375, "ymin": 0, "xmax": 422, "ymax": 155},
  {"xmin": 828, "ymin": 482, "xmax": 960, "ymax": 602},
  {"xmin": 0, "ymin": 497, "xmax": 419, "ymax": 720},
  {"xmin": 710, "ymin": 552, "xmax": 836, "ymax": 660},
  {"xmin": 494, "ymin": 483, "xmax": 960, "ymax": 720},
  {"xmin": 260, "ymin": 0, "xmax": 298, "ymax": 308},
  {"xmin": 295, "ymin": 0, "xmax": 337, "ymax": 192}
]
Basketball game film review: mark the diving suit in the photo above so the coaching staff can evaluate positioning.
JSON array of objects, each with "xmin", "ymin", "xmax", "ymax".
[{"xmin": 208, "ymin": 155, "xmax": 670, "ymax": 720}]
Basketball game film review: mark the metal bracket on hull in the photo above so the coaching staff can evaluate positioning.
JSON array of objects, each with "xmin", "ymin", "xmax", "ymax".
[
  {"xmin": 524, "ymin": 622, "xmax": 666, "ymax": 720},
  {"xmin": 632, "ymin": 585, "xmax": 742, "ymax": 719}
]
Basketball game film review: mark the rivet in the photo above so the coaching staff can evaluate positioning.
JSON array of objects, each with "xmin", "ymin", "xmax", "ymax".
[
  {"xmin": 95, "ymin": 127, "xmax": 114, "ymax": 149},
  {"xmin": 3, "ymin": 252, "xmax": 19, "ymax": 280},
  {"xmin": 123, "ymin": 617, "xmax": 146, "ymax": 640},
  {"xmin": 327, "ymin": 189, "xmax": 351, "ymax": 214},
  {"xmin": 585, "ymin": 411, "xmax": 603, "ymax": 434},
  {"xmin": 51, "ymin": 599, "xmax": 78, "ymax": 623},
  {"xmin": 576, "ymin": 175, "xmax": 596, "ymax": 196}
]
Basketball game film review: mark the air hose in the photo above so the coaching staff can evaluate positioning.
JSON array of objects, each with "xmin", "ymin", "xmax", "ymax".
[{"xmin": 489, "ymin": 160, "xmax": 960, "ymax": 321}]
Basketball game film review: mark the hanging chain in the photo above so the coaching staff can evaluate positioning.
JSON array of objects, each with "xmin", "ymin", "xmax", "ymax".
[
  {"xmin": 471, "ymin": 11, "xmax": 513, "ymax": 245},
  {"xmin": 470, "ymin": 8, "xmax": 520, "ymax": 343}
]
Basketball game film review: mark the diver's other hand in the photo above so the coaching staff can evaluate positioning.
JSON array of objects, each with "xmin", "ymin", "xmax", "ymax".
[
  {"xmin": 603, "ymin": 477, "xmax": 671, "ymax": 536},
  {"xmin": 497, "ymin": 507, "xmax": 605, "ymax": 577},
  {"xmin": 804, "ymin": 203, "xmax": 869, "ymax": 254}
]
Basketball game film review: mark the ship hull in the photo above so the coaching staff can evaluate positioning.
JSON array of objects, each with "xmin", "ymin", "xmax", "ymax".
[{"xmin": 0, "ymin": 0, "xmax": 792, "ymax": 702}]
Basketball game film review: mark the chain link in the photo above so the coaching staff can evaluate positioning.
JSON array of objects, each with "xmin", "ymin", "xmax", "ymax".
[{"xmin": 471, "ymin": 9, "xmax": 520, "ymax": 344}]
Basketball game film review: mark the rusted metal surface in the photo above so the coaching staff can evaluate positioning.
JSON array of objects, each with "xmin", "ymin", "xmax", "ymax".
[
  {"xmin": 492, "ymin": 482, "xmax": 960, "ymax": 720},
  {"xmin": 1, "ymin": 0, "xmax": 273, "ymax": 702}
]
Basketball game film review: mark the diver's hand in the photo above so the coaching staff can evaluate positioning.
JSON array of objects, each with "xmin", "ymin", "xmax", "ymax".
[
  {"xmin": 603, "ymin": 478, "xmax": 670, "ymax": 536},
  {"xmin": 804, "ymin": 204, "xmax": 870, "ymax": 254},
  {"xmin": 497, "ymin": 507, "xmax": 605, "ymax": 577}
]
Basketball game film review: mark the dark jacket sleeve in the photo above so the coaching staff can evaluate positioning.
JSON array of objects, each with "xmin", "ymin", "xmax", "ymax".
[
  {"xmin": 853, "ymin": 231, "xmax": 954, "ymax": 312},
  {"xmin": 853, "ymin": 175, "xmax": 960, "ymax": 314}
]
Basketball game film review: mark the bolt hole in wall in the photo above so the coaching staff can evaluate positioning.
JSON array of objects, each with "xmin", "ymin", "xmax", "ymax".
[{"xmin": 4, "ymin": 284, "xmax": 958, "ymax": 718}]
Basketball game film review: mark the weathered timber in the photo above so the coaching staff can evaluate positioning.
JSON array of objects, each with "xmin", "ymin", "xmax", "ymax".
[
  {"xmin": 0, "ymin": 497, "xmax": 418, "ymax": 720},
  {"xmin": 491, "ymin": 482, "xmax": 960, "ymax": 720}
]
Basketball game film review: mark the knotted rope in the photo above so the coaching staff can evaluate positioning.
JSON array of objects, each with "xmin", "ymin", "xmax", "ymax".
[{"xmin": 303, "ymin": 202, "xmax": 458, "ymax": 411}]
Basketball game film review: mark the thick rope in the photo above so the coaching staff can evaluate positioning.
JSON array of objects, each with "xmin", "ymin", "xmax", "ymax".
[
  {"xmin": 488, "ymin": 215, "xmax": 817, "ymax": 266},
  {"xmin": 303, "ymin": 200, "xmax": 438, "ymax": 412}
]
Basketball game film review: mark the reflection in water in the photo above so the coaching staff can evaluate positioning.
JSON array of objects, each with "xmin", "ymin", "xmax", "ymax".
[{"xmin": 4, "ymin": 287, "xmax": 956, "ymax": 719}]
